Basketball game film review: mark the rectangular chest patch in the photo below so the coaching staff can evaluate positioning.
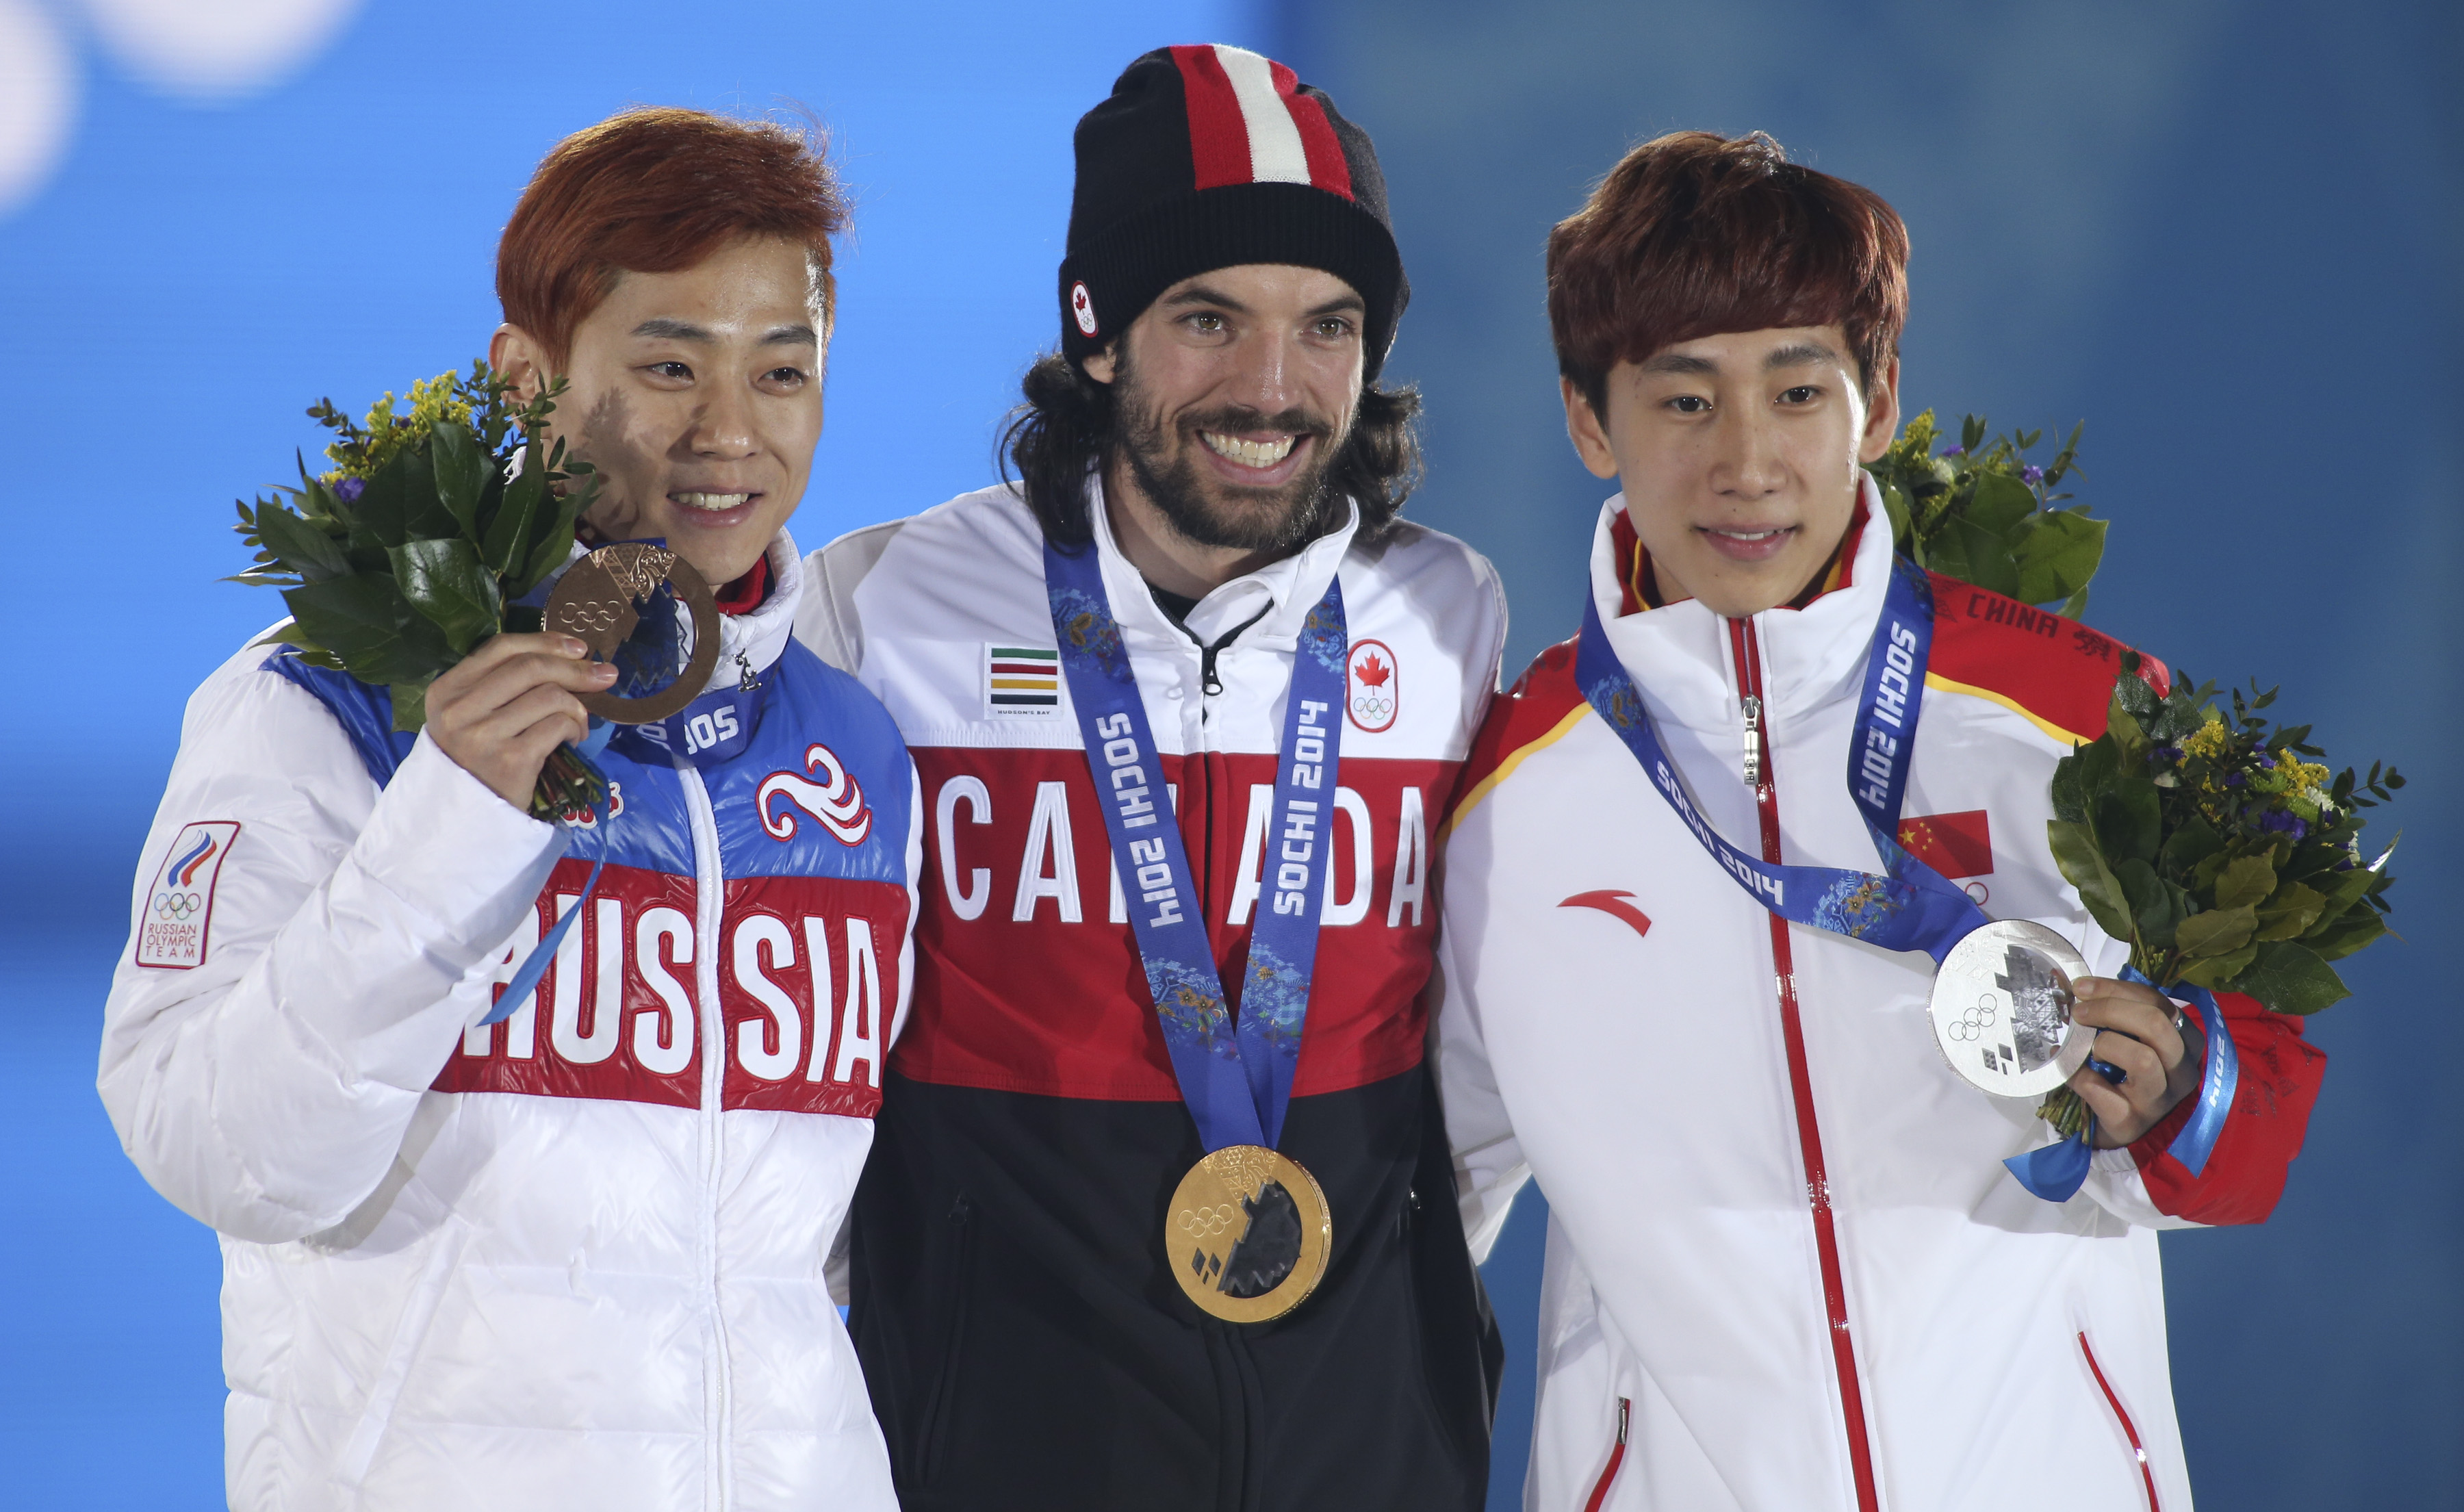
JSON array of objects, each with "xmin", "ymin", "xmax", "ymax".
[
  {"xmin": 984, "ymin": 644, "xmax": 1060, "ymax": 717},
  {"xmin": 135, "ymin": 821, "xmax": 242, "ymax": 969},
  {"xmin": 1898, "ymin": 808, "xmax": 1993, "ymax": 879}
]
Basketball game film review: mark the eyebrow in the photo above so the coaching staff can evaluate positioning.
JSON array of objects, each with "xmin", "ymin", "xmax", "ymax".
[
  {"xmin": 630, "ymin": 318, "xmax": 819, "ymax": 347},
  {"xmin": 1763, "ymin": 341, "xmax": 1838, "ymax": 370}
]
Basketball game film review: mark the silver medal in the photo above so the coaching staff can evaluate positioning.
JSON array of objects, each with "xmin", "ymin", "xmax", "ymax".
[{"xmin": 1927, "ymin": 919, "xmax": 2096, "ymax": 1098}]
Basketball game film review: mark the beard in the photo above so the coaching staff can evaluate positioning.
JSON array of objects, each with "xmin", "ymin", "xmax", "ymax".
[{"xmin": 1108, "ymin": 349, "xmax": 1353, "ymax": 554}]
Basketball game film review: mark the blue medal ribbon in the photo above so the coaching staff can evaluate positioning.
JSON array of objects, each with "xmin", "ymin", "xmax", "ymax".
[
  {"xmin": 1578, "ymin": 554, "xmax": 2238, "ymax": 1202},
  {"xmin": 1045, "ymin": 539, "xmax": 1346, "ymax": 1153},
  {"xmin": 1572, "ymin": 558, "xmax": 1987, "ymax": 960}
]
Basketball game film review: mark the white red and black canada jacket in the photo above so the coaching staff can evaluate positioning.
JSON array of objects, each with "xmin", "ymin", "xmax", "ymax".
[
  {"xmin": 1435, "ymin": 480, "xmax": 2325, "ymax": 1512},
  {"xmin": 101, "ymin": 534, "xmax": 922, "ymax": 1511},
  {"xmin": 796, "ymin": 480, "xmax": 1509, "ymax": 1511}
]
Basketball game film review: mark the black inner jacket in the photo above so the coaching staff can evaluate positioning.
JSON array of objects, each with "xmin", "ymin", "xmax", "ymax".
[{"xmin": 849, "ymin": 1061, "xmax": 1502, "ymax": 1512}]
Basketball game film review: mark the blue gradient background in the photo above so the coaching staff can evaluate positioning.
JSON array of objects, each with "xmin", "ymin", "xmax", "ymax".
[{"xmin": 3, "ymin": 2, "xmax": 2454, "ymax": 1507}]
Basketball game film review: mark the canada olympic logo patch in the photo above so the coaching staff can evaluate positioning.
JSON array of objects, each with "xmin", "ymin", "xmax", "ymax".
[
  {"xmin": 135, "ymin": 820, "xmax": 241, "ymax": 969},
  {"xmin": 1346, "ymin": 639, "xmax": 1398, "ymax": 733},
  {"xmin": 1070, "ymin": 281, "xmax": 1099, "ymax": 337}
]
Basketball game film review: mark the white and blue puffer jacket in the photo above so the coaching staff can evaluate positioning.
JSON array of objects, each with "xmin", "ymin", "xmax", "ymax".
[{"xmin": 100, "ymin": 533, "xmax": 921, "ymax": 1511}]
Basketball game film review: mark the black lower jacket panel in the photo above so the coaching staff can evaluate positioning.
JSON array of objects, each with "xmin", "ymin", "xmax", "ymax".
[{"xmin": 849, "ymin": 1064, "xmax": 1502, "ymax": 1512}]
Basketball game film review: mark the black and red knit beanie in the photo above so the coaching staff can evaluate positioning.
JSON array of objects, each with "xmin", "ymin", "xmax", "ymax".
[{"xmin": 1059, "ymin": 44, "xmax": 1407, "ymax": 380}]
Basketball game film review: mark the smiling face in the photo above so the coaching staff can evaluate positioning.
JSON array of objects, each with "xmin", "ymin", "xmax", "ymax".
[
  {"xmin": 489, "ymin": 233, "xmax": 827, "ymax": 589},
  {"xmin": 1083, "ymin": 264, "xmax": 1365, "ymax": 569},
  {"xmin": 1564, "ymin": 324, "xmax": 1899, "ymax": 619}
]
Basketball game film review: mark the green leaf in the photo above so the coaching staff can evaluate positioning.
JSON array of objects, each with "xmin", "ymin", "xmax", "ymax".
[
  {"xmin": 2120, "ymin": 862, "xmax": 2190, "ymax": 951},
  {"xmin": 2159, "ymin": 815, "xmax": 2225, "ymax": 873},
  {"xmin": 2058, "ymin": 583, "xmax": 2090, "ymax": 619},
  {"xmin": 481, "ymin": 451, "xmax": 546, "ymax": 577},
  {"xmin": 513, "ymin": 476, "xmax": 583, "ymax": 598},
  {"xmin": 2234, "ymin": 940, "xmax": 2350, "ymax": 1014},
  {"xmin": 2307, "ymin": 907, "xmax": 2387, "ymax": 962},
  {"xmin": 394, "ymin": 447, "xmax": 457, "ymax": 541},
  {"xmin": 390, "ymin": 678, "xmax": 431, "ymax": 734},
  {"xmin": 2175, "ymin": 904, "xmax": 2257, "ymax": 958},
  {"xmin": 2009, "ymin": 509, "xmax": 2107, "ymax": 608},
  {"xmin": 2254, "ymin": 880, "xmax": 2327, "ymax": 941},
  {"xmin": 2176, "ymin": 942, "xmax": 2258, "ymax": 990},
  {"xmin": 2050, "ymin": 743, "xmax": 2098, "ymax": 825},
  {"xmin": 2214, "ymin": 854, "xmax": 2278, "ymax": 910},
  {"xmin": 1966, "ymin": 471, "xmax": 2038, "ymax": 537},
  {"xmin": 1945, "ymin": 514, "xmax": 2021, "ymax": 597},
  {"xmin": 252, "ymin": 501, "xmax": 352, "ymax": 582},
  {"xmin": 429, "ymin": 420, "xmax": 487, "ymax": 538},
  {"xmin": 280, "ymin": 572, "xmax": 455, "ymax": 685},
  {"xmin": 389, "ymin": 537, "xmax": 502, "ymax": 654},
  {"xmin": 2047, "ymin": 819, "xmax": 2135, "ymax": 943},
  {"xmin": 342, "ymin": 463, "xmax": 410, "ymax": 548},
  {"xmin": 2092, "ymin": 782, "xmax": 2161, "ymax": 865}
]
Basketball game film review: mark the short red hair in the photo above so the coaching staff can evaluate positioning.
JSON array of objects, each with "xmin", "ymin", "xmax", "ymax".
[
  {"xmin": 1548, "ymin": 131, "xmax": 1908, "ymax": 415},
  {"xmin": 497, "ymin": 107, "xmax": 849, "ymax": 367}
]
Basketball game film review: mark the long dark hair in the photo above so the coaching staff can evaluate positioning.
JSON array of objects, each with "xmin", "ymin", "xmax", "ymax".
[{"xmin": 999, "ymin": 352, "xmax": 1422, "ymax": 548}]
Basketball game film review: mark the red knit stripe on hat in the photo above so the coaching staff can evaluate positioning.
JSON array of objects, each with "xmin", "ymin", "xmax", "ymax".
[
  {"xmin": 1169, "ymin": 44, "xmax": 1253, "ymax": 191},
  {"xmin": 1268, "ymin": 59, "xmax": 1352, "ymax": 198}
]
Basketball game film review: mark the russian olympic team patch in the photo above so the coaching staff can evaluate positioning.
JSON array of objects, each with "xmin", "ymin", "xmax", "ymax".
[{"xmin": 135, "ymin": 821, "xmax": 241, "ymax": 969}]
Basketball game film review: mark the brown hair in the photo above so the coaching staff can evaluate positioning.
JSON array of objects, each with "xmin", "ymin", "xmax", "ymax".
[
  {"xmin": 497, "ymin": 106, "xmax": 848, "ymax": 367},
  {"xmin": 1548, "ymin": 130, "xmax": 1908, "ymax": 417}
]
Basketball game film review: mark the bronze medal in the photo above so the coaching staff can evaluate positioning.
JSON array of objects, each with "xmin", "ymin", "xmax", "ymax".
[
  {"xmin": 1165, "ymin": 1145, "xmax": 1331, "ymax": 1324},
  {"xmin": 543, "ymin": 543, "xmax": 721, "ymax": 724}
]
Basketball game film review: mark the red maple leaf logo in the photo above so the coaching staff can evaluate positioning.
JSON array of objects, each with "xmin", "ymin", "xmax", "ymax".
[{"xmin": 1355, "ymin": 652, "xmax": 1389, "ymax": 688}]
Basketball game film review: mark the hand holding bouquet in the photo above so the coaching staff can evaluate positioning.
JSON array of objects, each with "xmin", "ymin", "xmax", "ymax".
[
  {"xmin": 231, "ymin": 364, "xmax": 607, "ymax": 819},
  {"xmin": 2040, "ymin": 663, "xmax": 2402, "ymax": 1134}
]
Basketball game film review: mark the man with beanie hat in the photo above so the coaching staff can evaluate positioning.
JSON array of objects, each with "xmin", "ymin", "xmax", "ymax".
[{"xmin": 797, "ymin": 44, "xmax": 1506, "ymax": 1511}]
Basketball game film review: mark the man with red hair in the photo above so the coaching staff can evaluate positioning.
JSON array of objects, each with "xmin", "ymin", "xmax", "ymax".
[
  {"xmin": 1434, "ymin": 131, "xmax": 2324, "ymax": 1511},
  {"xmin": 102, "ymin": 108, "xmax": 919, "ymax": 1508}
]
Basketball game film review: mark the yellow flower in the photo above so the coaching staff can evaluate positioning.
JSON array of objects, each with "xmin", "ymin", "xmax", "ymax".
[{"xmin": 2181, "ymin": 716, "xmax": 2233, "ymax": 761}]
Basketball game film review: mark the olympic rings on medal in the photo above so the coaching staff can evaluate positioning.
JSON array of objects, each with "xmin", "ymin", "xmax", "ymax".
[
  {"xmin": 1944, "ymin": 992, "xmax": 2000, "ymax": 1043},
  {"xmin": 1176, "ymin": 1203, "xmax": 1238, "ymax": 1239}
]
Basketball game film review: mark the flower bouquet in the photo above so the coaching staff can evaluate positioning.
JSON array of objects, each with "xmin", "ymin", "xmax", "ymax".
[
  {"xmin": 2039, "ymin": 663, "xmax": 2402, "ymax": 1135},
  {"xmin": 1866, "ymin": 409, "xmax": 2106, "ymax": 616},
  {"xmin": 231, "ymin": 363, "xmax": 606, "ymax": 819}
]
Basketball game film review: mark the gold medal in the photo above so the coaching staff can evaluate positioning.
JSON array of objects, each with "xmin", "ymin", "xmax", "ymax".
[
  {"xmin": 1165, "ymin": 1145, "xmax": 1331, "ymax": 1323},
  {"xmin": 544, "ymin": 543, "xmax": 721, "ymax": 723}
]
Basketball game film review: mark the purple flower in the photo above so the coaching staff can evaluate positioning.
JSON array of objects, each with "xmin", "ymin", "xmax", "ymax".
[
  {"xmin": 2253, "ymin": 750, "xmax": 2276, "ymax": 770},
  {"xmin": 2224, "ymin": 771, "xmax": 2247, "ymax": 788},
  {"xmin": 2022, "ymin": 464, "xmax": 2044, "ymax": 485},
  {"xmin": 1942, "ymin": 446, "xmax": 1966, "ymax": 458},
  {"xmin": 2155, "ymin": 745, "xmax": 2183, "ymax": 763},
  {"xmin": 334, "ymin": 476, "xmax": 365, "ymax": 502},
  {"xmin": 2260, "ymin": 810, "xmax": 2307, "ymax": 841}
]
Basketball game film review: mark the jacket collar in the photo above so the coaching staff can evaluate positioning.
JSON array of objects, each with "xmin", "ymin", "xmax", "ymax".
[
  {"xmin": 1589, "ymin": 472, "xmax": 1894, "ymax": 734},
  {"xmin": 1083, "ymin": 471, "xmax": 1360, "ymax": 650}
]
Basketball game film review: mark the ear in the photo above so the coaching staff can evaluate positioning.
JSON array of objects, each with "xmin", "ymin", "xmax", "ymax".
[
  {"xmin": 488, "ymin": 324, "xmax": 548, "ymax": 404},
  {"xmin": 1080, "ymin": 342, "xmax": 1119, "ymax": 385},
  {"xmin": 1561, "ymin": 376, "xmax": 1621, "ymax": 480},
  {"xmin": 1856, "ymin": 354, "xmax": 1901, "ymax": 465}
]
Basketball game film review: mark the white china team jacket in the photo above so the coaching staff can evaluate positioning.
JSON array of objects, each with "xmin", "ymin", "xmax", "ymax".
[
  {"xmin": 100, "ymin": 535, "xmax": 921, "ymax": 1511},
  {"xmin": 1435, "ymin": 485, "xmax": 2324, "ymax": 1512}
]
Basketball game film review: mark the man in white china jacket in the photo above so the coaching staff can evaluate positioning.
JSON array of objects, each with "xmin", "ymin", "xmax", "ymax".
[{"xmin": 1435, "ymin": 131, "xmax": 2323, "ymax": 1512}]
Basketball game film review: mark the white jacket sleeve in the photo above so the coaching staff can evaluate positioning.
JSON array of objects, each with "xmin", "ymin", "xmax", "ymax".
[
  {"xmin": 1431, "ymin": 877, "xmax": 1530, "ymax": 1266},
  {"xmin": 99, "ymin": 651, "xmax": 564, "ymax": 1243}
]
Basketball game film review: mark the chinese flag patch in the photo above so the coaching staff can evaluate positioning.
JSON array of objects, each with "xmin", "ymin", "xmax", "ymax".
[{"xmin": 1898, "ymin": 809, "xmax": 1992, "ymax": 878}]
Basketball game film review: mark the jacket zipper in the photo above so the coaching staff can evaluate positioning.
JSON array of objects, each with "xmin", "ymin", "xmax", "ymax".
[
  {"xmin": 1728, "ymin": 617, "xmax": 1880, "ymax": 1512},
  {"xmin": 1582, "ymin": 1396, "xmax": 1630, "ymax": 1512},
  {"xmin": 682, "ymin": 765, "xmax": 737, "ymax": 1509}
]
